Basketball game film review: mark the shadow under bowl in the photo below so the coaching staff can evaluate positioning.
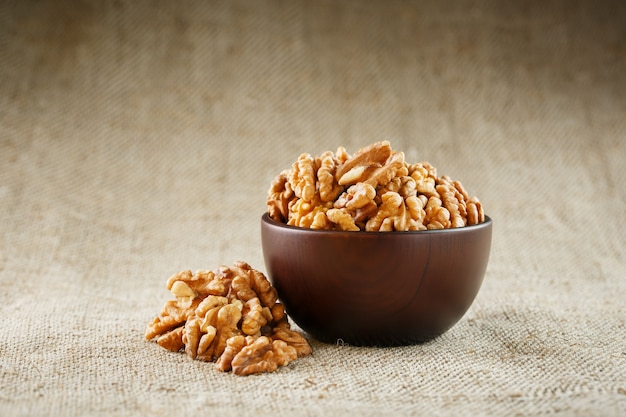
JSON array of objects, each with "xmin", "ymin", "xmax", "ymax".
[{"xmin": 261, "ymin": 213, "xmax": 492, "ymax": 346}]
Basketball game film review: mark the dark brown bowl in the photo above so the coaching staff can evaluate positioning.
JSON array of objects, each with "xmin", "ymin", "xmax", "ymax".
[{"xmin": 261, "ymin": 213, "xmax": 492, "ymax": 346}]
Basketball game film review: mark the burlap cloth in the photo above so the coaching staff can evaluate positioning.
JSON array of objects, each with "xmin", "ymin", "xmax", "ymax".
[{"xmin": 1, "ymin": 0, "xmax": 625, "ymax": 415}]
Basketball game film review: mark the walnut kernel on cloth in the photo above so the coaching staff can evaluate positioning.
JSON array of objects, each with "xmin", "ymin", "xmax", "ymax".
[
  {"xmin": 267, "ymin": 141, "xmax": 485, "ymax": 231},
  {"xmin": 146, "ymin": 262, "xmax": 311, "ymax": 376}
]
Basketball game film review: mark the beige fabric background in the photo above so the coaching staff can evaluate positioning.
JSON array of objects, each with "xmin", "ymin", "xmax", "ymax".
[{"xmin": 1, "ymin": 0, "xmax": 625, "ymax": 415}]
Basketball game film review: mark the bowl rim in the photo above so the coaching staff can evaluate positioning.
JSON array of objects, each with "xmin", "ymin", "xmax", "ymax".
[{"xmin": 261, "ymin": 212, "xmax": 492, "ymax": 235}]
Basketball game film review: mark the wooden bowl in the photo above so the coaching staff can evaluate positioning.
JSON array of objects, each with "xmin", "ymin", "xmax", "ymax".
[{"xmin": 261, "ymin": 213, "xmax": 492, "ymax": 346}]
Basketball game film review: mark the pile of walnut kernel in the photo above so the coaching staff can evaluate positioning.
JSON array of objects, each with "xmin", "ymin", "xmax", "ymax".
[
  {"xmin": 145, "ymin": 262, "xmax": 311, "ymax": 376},
  {"xmin": 267, "ymin": 141, "xmax": 485, "ymax": 231}
]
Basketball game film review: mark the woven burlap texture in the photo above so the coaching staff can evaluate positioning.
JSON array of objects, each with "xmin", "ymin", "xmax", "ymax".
[{"xmin": 1, "ymin": 0, "xmax": 625, "ymax": 416}]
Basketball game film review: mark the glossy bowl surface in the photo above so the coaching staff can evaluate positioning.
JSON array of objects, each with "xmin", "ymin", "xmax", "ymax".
[{"xmin": 261, "ymin": 213, "xmax": 492, "ymax": 346}]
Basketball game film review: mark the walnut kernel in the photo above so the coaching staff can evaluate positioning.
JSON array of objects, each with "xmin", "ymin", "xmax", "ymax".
[
  {"xmin": 146, "ymin": 263, "xmax": 311, "ymax": 376},
  {"xmin": 267, "ymin": 141, "xmax": 485, "ymax": 231}
]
